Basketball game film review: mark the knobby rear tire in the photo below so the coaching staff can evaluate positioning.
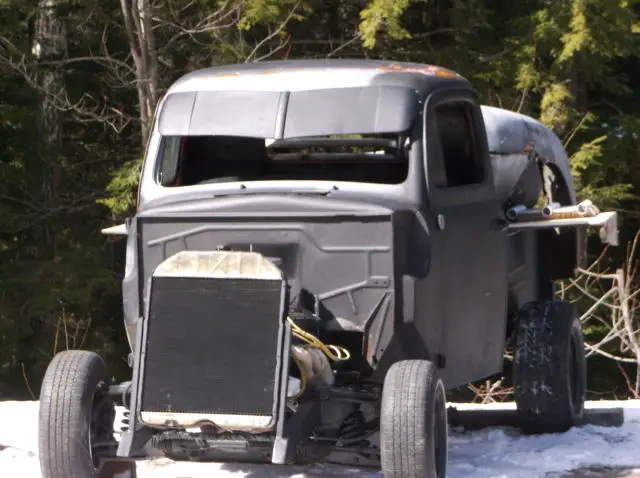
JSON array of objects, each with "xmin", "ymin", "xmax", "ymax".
[{"xmin": 513, "ymin": 300, "xmax": 587, "ymax": 434}]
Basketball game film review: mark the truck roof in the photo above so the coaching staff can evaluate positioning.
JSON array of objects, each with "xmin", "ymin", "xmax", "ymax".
[
  {"xmin": 166, "ymin": 59, "xmax": 471, "ymax": 95},
  {"xmin": 158, "ymin": 60, "xmax": 472, "ymax": 139}
]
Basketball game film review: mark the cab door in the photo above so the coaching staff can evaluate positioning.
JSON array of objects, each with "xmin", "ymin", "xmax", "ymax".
[{"xmin": 422, "ymin": 89, "xmax": 509, "ymax": 388}]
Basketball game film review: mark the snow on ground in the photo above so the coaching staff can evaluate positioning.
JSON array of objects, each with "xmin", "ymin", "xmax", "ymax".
[{"xmin": 1, "ymin": 400, "xmax": 639, "ymax": 477}]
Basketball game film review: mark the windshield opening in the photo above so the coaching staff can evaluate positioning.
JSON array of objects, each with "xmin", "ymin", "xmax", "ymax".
[{"xmin": 156, "ymin": 134, "xmax": 411, "ymax": 187}]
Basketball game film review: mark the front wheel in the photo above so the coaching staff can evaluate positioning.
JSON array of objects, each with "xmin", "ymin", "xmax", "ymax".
[
  {"xmin": 38, "ymin": 350, "xmax": 136, "ymax": 478},
  {"xmin": 380, "ymin": 360, "xmax": 448, "ymax": 478}
]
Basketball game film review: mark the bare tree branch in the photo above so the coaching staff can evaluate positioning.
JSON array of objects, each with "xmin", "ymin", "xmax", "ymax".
[
  {"xmin": 245, "ymin": 0, "xmax": 302, "ymax": 62},
  {"xmin": 0, "ymin": 37, "xmax": 134, "ymax": 133},
  {"xmin": 327, "ymin": 32, "xmax": 363, "ymax": 57},
  {"xmin": 575, "ymin": 231, "xmax": 640, "ymax": 395},
  {"xmin": 471, "ymin": 231, "xmax": 640, "ymax": 403}
]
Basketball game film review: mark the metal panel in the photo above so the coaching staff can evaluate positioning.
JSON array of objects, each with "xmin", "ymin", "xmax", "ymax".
[
  {"xmin": 156, "ymin": 91, "xmax": 197, "ymax": 136},
  {"xmin": 283, "ymin": 86, "xmax": 420, "ymax": 137},
  {"xmin": 481, "ymin": 105, "xmax": 577, "ymax": 204},
  {"xmin": 134, "ymin": 199, "xmax": 396, "ymax": 364},
  {"xmin": 157, "ymin": 90, "xmax": 283, "ymax": 138},
  {"xmin": 138, "ymin": 217, "xmax": 394, "ymax": 335},
  {"xmin": 156, "ymin": 86, "xmax": 420, "ymax": 139}
]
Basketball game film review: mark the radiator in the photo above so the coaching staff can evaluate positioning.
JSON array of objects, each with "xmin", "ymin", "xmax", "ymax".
[{"xmin": 138, "ymin": 250, "xmax": 286, "ymax": 432}]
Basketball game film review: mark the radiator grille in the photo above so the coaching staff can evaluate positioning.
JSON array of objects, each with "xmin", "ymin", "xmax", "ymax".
[{"xmin": 140, "ymin": 276, "xmax": 284, "ymax": 417}]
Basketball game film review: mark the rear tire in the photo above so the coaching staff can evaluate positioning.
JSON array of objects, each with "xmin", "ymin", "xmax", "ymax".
[
  {"xmin": 38, "ymin": 350, "xmax": 137, "ymax": 478},
  {"xmin": 380, "ymin": 360, "xmax": 447, "ymax": 478},
  {"xmin": 513, "ymin": 300, "xmax": 587, "ymax": 434}
]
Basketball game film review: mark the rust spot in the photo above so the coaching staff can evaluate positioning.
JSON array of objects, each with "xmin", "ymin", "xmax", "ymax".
[
  {"xmin": 434, "ymin": 69, "xmax": 459, "ymax": 78},
  {"xmin": 200, "ymin": 72, "xmax": 241, "ymax": 79},
  {"xmin": 378, "ymin": 63, "xmax": 461, "ymax": 78}
]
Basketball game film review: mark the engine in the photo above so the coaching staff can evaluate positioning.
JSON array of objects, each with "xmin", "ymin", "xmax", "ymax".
[
  {"xmin": 284, "ymin": 289, "xmax": 351, "ymax": 400},
  {"xmin": 288, "ymin": 345, "xmax": 334, "ymax": 397}
]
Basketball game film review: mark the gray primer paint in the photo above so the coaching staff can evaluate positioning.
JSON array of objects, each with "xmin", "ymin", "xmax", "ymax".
[
  {"xmin": 121, "ymin": 59, "xmax": 578, "ymax": 384},
  {"xmin": 481, "ymin": 105, "xmax": 577, "ymax": 204},
  {"xmin": 157, "ymin": 86, "xmax": 421, "ymax": 139}
]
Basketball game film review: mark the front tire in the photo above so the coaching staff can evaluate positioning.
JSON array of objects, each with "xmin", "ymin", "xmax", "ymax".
[
  {"xmin": 513, "ymin": 300, "xmax": 587, "ymax": 434},
  {"xmin": 38, "ymin": 350, "xmax": 135, "ymax": 478},
  {"xmin": 380, "ymin": 360, "xmax": 447, "ymax": 478}
]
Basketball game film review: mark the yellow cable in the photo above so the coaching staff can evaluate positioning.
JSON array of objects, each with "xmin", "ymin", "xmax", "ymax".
[
  {"xmin": 286, "ymin": 316, "xmax": 351, "ymax": 362},
  {"xmin": 286, "ymin": 316, "xmax": 351, "ymax": 401}
]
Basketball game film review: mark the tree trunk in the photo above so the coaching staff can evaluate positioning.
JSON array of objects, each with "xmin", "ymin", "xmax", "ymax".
[
  {"xmin": 120, "ymin": 0, "xmax": 159, "ymax": 148},
  {"xmin": 32, "ymin": 0, "xmax": 67, "ymax": 257},
  {"xmin": 16, "ymin": 0, "xmax": 69, "ymax": 393}
]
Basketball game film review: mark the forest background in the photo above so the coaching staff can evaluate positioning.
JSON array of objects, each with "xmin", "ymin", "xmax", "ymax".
[{"xmin": 0, "ymin": 0, "xmax": 639, "ymax": 401}]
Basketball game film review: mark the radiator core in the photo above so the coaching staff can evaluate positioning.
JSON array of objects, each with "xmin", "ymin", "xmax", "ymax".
[{"xmin": 137, "ymin": 250, "xmax": 286, "ymax": 431}]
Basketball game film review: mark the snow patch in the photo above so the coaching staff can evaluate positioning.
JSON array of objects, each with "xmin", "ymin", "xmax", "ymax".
[{"xmin": 1, "ymin": 400, "xmax": 639, "ymax": 477}]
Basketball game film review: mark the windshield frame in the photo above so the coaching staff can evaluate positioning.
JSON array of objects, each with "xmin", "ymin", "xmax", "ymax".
[{"xmin": 137, "ymin": 87, "xmax": 429, "ymax": 210}]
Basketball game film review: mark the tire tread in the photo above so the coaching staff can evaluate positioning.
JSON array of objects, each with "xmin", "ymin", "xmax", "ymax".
[
  {"xmin": 513, "ymin": 300, "xmax": 586, "ymax": 434},
  {"xmin": 380, "ymin": 360, "xmax": 446, "ymax": 478},
  {"xmin": 39, "ymin": 350, "xmax": 110, "ymax": 478}
]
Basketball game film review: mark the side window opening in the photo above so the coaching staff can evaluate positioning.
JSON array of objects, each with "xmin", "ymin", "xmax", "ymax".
[
  {"xmin": 434, "ymin": 103, "xmax": 484, "ymax": 188},
  {"xmin": 158, "ymin": 136, "xmax": 182, "ymax": 186},
  {"xmin": 156, "ymin": 133, "xmax": 411, "ymax": 187}
]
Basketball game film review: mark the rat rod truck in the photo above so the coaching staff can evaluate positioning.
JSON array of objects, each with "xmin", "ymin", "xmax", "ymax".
[{"xmin": 37, "ymin": 59, "xmax": 618, "ymax": 478}]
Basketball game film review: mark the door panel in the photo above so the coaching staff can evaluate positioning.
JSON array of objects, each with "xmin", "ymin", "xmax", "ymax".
[{"xmin": 423, "ymin": 90, "xmax": 509, "ymax": 388}]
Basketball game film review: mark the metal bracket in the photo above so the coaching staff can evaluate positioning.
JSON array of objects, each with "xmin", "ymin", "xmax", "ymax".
[
  {"xmin": 272, "ymin": 403, "xmax": 321, "ymax": 465},
  {"xmin": 505, "ymin": 211, "xmax": 618, "ymax": 246}
]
